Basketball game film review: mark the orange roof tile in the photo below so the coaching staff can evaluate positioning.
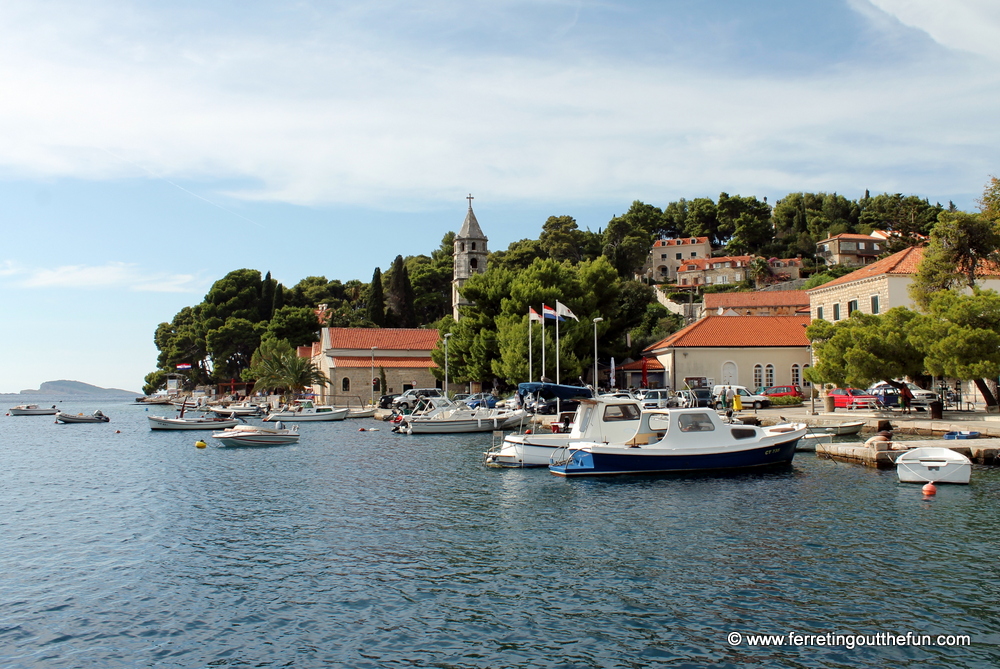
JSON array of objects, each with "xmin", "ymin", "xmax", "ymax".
[
  {"xmin": 333, "ymin": 356, "xmax": 437, "ymax": 369},
  {"xmin": 644, "ymin": 315, "xmax": 811, "ymax": 350},
  {"xmin": 653, "ymin": 237, "xmax": 710, "ymax": 247},
  {"xmin": 325, "ymin": 327, "xmax": 440, "ymax": 351},
  {"xmin": 817, "ymin": 233, "xmax": 883, "ymax": 243},
  {"xmin": 704, "ymin": 291, "xmax": 809, "ymax": 309},
  {"xmin": 806, "ymin": 246, "xmax": 924, "ymax": 292}
]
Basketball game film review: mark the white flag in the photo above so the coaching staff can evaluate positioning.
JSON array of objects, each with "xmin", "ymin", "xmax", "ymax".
[
  {"xmin": 555, "ymin": 301, "xmax": 579, "ymax": 321},
  {"xmin": 610, "ymin": 357, "xmax": 616, "ymax": 387}
]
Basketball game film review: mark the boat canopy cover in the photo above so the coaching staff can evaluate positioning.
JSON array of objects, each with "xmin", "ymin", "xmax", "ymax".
[{"xmin": 517, "ymin": 382, "xmax": 593, "ymax": 401}]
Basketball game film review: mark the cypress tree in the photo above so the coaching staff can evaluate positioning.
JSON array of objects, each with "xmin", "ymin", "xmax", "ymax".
[{"xmin": 367, "ymin": 267, "xmax": 385, "ymax": 326}]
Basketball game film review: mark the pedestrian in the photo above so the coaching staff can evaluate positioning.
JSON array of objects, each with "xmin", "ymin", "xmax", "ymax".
[
  {"xmin": 899, "ymin": 384, "xmax": 913, "ymax": 414},
  {"xmin": 725, "ymin": 386, "xmax": 735, "ymax": 410}
]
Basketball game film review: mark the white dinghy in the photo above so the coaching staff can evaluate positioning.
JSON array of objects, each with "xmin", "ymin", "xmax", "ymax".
[{"xmin": 896, "ymin": 447, "xmax": 971, "ymax": 484}]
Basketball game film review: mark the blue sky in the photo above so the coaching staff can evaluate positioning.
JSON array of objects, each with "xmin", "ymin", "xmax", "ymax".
[{"xmin": 1, "ymin": 0, "xmax": 998, "ymax": 393}]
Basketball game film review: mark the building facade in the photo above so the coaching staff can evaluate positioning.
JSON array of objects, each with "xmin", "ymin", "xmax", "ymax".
[
  {"xmin": 704, "ymin": 290, "xmax": 810, "ymax": 316},
  {"xmin": 815, "ymin": 233, "xmax": 885, "ymax": 266},
  {"xmin": 452, "ymin": 197, "xmax": 488, "ymax": 320},
  {"xmin": 641, "ymin": 237, "xmax": 713, "ymax": 283}
]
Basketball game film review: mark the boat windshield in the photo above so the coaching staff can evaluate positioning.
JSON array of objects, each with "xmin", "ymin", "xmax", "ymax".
[
  {"xmin": 576, "ymin": 405, "xmax": 594, "ymax": 434},
  {"xmin": 647, "ymin": 414, "xmax": 671, "ymax": 432},
  {"xmin": 678, "ymin": 412, "xmax": 715, "ymax": 432},
  {"xmin": 603, "ymin": 404, "xmax": 640, "ymax": 422}
]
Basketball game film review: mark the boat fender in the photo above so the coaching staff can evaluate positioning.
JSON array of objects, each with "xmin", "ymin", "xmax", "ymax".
[
  {"xmin": 195, "ymin": 440, "xmax": 207, "ymax": 449},
  {"xmin": 922, "ymin": 482, "xmax": 937, "ymax": 495}
]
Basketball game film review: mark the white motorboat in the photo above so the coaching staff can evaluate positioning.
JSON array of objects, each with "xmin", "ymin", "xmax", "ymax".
[
  {"xmin": 55, "ymin": 410, "xmax": 110, "ymax": 424},
  {"xmin": 148, "ymin": 414, "xmax": 242, "ymax": 430},
  {"xmin": 394, "ymin": 397, "xmax": 529, "ymax": 434},
  {"xmin": 205, "ymin": 402, "xmax": 266, "ymax": 417},
  {"xmin": 896, "ymin": 447, "xmax": 971, "ymax": 484},
  {"xmin": 549, "ymin": 407, "xmax": 807, "ymax": 476},
  {"xmin": 264, "ymin": 400, "xmax": 348, "ymax": 422},
  {"xmin": 9, "ymin": 404, "xmax": 59, "ymax": 416},
  {"xmin": 485, "ymin": 396, "xmax": 645, "ymax": 467},
  {"xmin": 211, "ymin": 422, "xmax": 300, "ymax": 447},
  {"xmin": 825, "ymin": 420, "xmax": 865, "ymax": 436}
]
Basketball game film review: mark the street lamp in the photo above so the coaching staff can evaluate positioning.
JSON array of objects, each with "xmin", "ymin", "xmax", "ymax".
[
  {"xmin": 444, "ymin": 333, "xmax": 452, "ymax": 396},
  {"xmin": 592, "ymin": 317, "xmax": 603, "ymax": 391},
  {"xmin": 370, "ymin": 346, "xmax": 377, "ymax": 407}
]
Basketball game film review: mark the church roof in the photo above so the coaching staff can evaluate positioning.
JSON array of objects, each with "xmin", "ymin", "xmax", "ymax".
[{"xmin": 457, "ymin": 206, "xmax": 488, "ymax": 241}]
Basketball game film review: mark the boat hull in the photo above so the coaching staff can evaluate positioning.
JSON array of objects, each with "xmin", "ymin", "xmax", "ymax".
[
  {"xmin": 896, "ymin": 448, "xmax": 971, "ymax": 484},
  {"xmin": 264, "ymin": 408, "xmax": 348, "ymax": 422},
  {"xmin": 55, "ymin": 412, "xmax": 110, "ymax": 423},
  {"xmin": 9, "ymin": 406, "xmax": 58, "ymax": 416},
  {"xmin": 402, "ymin": 413, "xmax": 525, "ymax": 434},
  {"xmin": 486, "ymin": 434, "xmax": 574, "ymax": 466},
  {"xmin": 148, "ymin": 416, "xmax": 241, "ymax": 430},
  {"xmin": 826, "ymin": 421, "xmax": 865, "ymax": 436},
  {"xmin": 549, "ymin": 438, "xmax": 799, "ymax": 476},
  {"xmin": 213, "ymin": 435, "xmax": 300, "ymax": 447}
]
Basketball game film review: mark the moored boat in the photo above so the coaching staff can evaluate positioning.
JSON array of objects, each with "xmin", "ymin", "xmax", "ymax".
[
  {"xmin": 264, "ymin": 400, "xmax": 348, "ymax": 422},
  {"xmin": 148, "ymin": 414, "xmax": 242, "ymax": 430},
  {"xmin": 825, "ymin": 420, "xmax": 865, "ymax": 436},
  {"xmin": 55, "ymin": 410, "xmax": 110, "ymax": 424},
  {"xmin": 797, "ymin": 431, "xmax": 833, "ymax": 452},
  {"xmin": 548, "ymin": 407, "xmax": 806, "ymax": 476},
  {"xmin": 943, "ymin": 431, "xmax": 980, "ymax": 440},
  {"xmin": 394, "ymin": 397, "xmax": 528, "ymax": 434},
  {"xmin": 896, "ymin": 447, "xmax": 971, "ymax": 484},
  {"xmin": 9, "ymin": 404, "xmax": 59, "ymax": 416},
  {"xmin": 485, "ymin": 396, "xmax": 644, "ymax": 467},
  {"xmin": 211, "ymin": 422, "xmax": 300, "ymax": 447}
]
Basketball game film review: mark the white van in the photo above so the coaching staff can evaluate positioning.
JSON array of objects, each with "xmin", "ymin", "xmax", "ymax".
[{"xmin": 710, "ymin": 385, "xmax": 771, "ymax": 410}]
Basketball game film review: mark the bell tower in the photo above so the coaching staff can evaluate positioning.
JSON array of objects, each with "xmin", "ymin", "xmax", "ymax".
[{"xmin": 452, "ymin": 194, "xmax": 489, "ymax": 320}]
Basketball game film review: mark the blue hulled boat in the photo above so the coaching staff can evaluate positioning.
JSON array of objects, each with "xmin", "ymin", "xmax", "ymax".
[{"xmin": 548, "ymin": 408, "xmax": 806, "ymax": 477}]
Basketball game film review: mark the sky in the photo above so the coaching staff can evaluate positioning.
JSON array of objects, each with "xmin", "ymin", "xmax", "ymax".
[{"xmin": 1, "ymin": 0, "xmax": 999, "ymax": 393}]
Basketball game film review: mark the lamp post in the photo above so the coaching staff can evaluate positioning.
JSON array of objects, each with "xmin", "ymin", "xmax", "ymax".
[
  {"xmin": 444, "ymin": 333, "xmax": 452, "ymax": 396},
  {"xmin": 370, "ymin": 346, "xmax": 377, "ymax": 407},
  {"xmin": 592, "ymin": 317, "xmax": 603, "ymax": 391}
]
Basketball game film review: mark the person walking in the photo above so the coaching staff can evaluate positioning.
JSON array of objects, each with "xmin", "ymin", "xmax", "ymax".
[
  {"xmin": 899, "ymin": 384, "xmax": 913, "ymax": 414},
  {"xmin": 725, "ymin": 386, "xmax": 736, "ymax": 411}
]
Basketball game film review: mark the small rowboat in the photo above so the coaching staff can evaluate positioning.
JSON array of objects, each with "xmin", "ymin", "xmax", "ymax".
[
  {"xmin": 9, "ymin": 404, "xmax": 58, "ymax": 416},
  {"xmin": 56, "ymin": 410, "xmax": 110, "ymax": 423},
  {"xmin": 943, "ymin": 431, "xmax": 980, "ymax": 440},
  {"xmin": 212, "ymin": 423, "xmax": 300, "ymax": 447},
  {"xmin": 896, "ymin": 447, "xmax": 971, "ymax": 484}
]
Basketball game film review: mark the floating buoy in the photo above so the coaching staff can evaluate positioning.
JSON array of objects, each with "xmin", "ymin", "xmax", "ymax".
[
  {"xmin": 195, "ymin": 440, "xmax": 207, "ymax": 449},
  {"xmin": 922, "ymin": 482, "xmax": 937, "ymax": 495},
  {"xmin": 115, "ymin": 430, "xmax": 121, "ymax": 434},
  {"xmin": 358, "ymin": 427, "xmax": 379, "ymax": 432}
]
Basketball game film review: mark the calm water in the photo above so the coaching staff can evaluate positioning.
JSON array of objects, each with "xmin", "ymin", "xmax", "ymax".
[{"xmin": 2, "ymin": 397, "xmax": 999, "ymax": 668}]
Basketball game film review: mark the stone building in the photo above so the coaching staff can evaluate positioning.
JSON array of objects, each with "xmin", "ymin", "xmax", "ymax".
[
  {"xmin": 643, "ymin": 315, "xmax": 813, "ymax": 391},
  {"xmin": 704, "ymin": 291, "xmax": 810, "ymax": 316},
  {"xmin": 675, "ymin": 255, "xmax": 753, "ymax": 287},
  {"xmin": 815, "ymin": 233, "xmax": 886, "ymax": 266},
  {"xmin": 452, "ymin": 196, "xmax": 488, "ymax": 320},
  {"xmin": 641, "ymin": 237, "xmax": 713, "ymax": 283}
]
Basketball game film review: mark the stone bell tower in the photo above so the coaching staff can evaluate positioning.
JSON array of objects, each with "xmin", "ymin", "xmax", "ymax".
[{"xmin": 452, "ymin": 194, "xmax": 489, "ymax": 320}]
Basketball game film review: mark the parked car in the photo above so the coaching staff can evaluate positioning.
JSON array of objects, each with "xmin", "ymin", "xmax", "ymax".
[
  {"xmin": 378, "ymin": 393, "xmax": 400, "ymax": 409},
  {"xmin": 710, "ymin": 385, "xmax": 772, "ymax": 410},
  {"xmin": 866, "ymin": 382, "xmax": 937, "ymax": 409},
  {"xmin": 641, "ymin": 389, "xmax": 672, "ymax": 409},
  {"xmin": 828, "ymin": 388, "xmax": 879, "ymax": 409},
  {"xmin": 392, "ymin": 388, "xmax": 443, "ymax": 411},
  {"xmin": 673, "ymin": 388, "xmax": 715, "ymax": 408},
  {"xmin": 764, "ymin": 385, "xmax": 803, "ymax": 399},
  {"xmin": 464, "ymin": 392, "xmax": 499, "ymax": 409}
]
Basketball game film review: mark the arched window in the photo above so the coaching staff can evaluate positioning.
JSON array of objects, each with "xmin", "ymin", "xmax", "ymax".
[
  {"xmin": 342, "ymin": 377, "xmax": 350, "ymax": 392},
  {"xmin": 802, "ymin": 364, "xmax": 812, "ymax": 387},
  {"xmin": 765, "ymin": 364, "xmax": 775, "ymax": 388},
  {"xmin": 470, "ymin": 258, "xmax": 478, "ymax": 270},
  {"xmin": 791, "ymin": 364, "xmax": 801, "ymax": 387},
  {"xmin": 753, "ymin": 364, "xmax": 763, "ymax": 389},
  {"xmin": 471, "ymin": 242, "xmax": 477, "ymax": 250},
  {"xmin": 460, "ymin": 242, "xmax": 466, "ymax": 252}
]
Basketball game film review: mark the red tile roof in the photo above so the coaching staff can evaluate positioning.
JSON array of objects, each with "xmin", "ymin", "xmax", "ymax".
[
  {"xmin": 704, "ymin": 291, "xmax": 809, "ymax": 309},
  {"xmin": 653, "ymin": 237, "xmax": 710, "ymax": 247},
  {"xmin": 619, "ymin": 358, "xmax": 664, "ymax": 370},
  {"xmin": 817, "ymin": 233, "xmax": 883, "ymax": 243},
  {"xmin": 644, "ymin": 315, "xmax": 811, "ymax": 350},
  {"xmin": 806, "ymin": 246, "xmax": 924, "ymax": 292},
  {"xmin": 325, "ymin": 327, "xmax": 440, "ymax": 351},
  {"xmin": 334, "ymin": 356, "xmax": 436, "ymax": 369}
]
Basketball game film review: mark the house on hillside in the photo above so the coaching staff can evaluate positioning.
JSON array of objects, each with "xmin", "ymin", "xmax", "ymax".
[
  {"xmin": 643, "ymin": 315, "xmax": 813, "ymax": 392},
  {"xmin": 305, "ymin": 327, "xmax": 441, "ymax": 404},
  {"xmin": 641, "ymin": 237, "xmax": 712, "ymax": 283},
  {"xmin": 815, "ymin": 233, "xmax": 885, "ymax": 266},
  {"xmin": 676, "ymin": 255, "xmax": 753, "ymax": 287},
  {"xmin": 807, "ymin": 246, "xmax": 924, "ymax": 321},
  {"xmin": 704, "ymin": 291, "xmax": 810, "ymax": 316}
]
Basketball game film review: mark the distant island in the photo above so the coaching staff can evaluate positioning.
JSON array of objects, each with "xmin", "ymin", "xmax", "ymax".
[{"xmin": 20, "ymin": 380, "xmax": 139, "ymax": 396}]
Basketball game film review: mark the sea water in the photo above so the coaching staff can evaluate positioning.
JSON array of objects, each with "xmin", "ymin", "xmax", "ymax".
[{"xmin": 2, "ymin": 397, "xmax": 999, "ymax": 668}]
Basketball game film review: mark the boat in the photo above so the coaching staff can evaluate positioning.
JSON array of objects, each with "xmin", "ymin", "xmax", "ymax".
[
  {"xmin": 211, "ymin": 422, "xmax": 300, "ymax": 447},
  {"xmin": 148, "ymin": 414, "xmax": 242, "ymax": 430},
  {"xmin": 345, "ymin": 407, "xmax": 377, "ymax": 419},
  {"xmin": 394, "ymin": 397, "xmax": 529, "ymax": 434},
  {"xmin": 548, "ymin": 407, "xmax": 807, "ymax": 476},
  {"xmin": 264, "ymin": 399, "xmax": 348, "ymax": 422},
  {"xmin": 825, "ymin": 420, "xmax": 865, "ymax": 436},
  {"xmin": 9, "ymin": 404, "xmax": 59, "ymax": 416},
  {"xmin": 204, "ymin": 402, "xmax": 266, "ymax": 417},
  {"xmin": 55, "ymin": 410, "xmax": 110, "ymax": 423},
  {"xmin": 797, "ymin": 431, "xmax": 833, "ymax": 452},
  {"xmin": 944, "ymin": 431, "xmax": 981, "ymax": 440},
  {"xmin": 896, "ymin": 447, "xmax": 971, "ymax": 484},
  {"xmin": 485, "ymin": 396, "xmax": 644, "ymax": 467}
]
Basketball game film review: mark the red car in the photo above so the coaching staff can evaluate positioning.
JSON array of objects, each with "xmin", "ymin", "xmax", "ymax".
[
  {"xmin": 764, "ymin": 385, "xmax": 803, "ymax": 399},
  {"xmin": 828, "ymin": 388, "xmax": 879, "ymax": 409}
]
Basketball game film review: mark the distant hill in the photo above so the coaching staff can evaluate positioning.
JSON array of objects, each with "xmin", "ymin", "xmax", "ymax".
[{"xmin": 20, "ymin": 380, "xmax": 139, "ymax": 396}]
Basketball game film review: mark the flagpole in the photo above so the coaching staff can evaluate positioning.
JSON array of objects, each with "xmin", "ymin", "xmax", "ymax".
[
  {"xmin": 541, "ymin": 307, "xmax": 546, "ymax": 381},
  {"xmin": 556, "ymin": 311, "xmax": 560, "ymax": 385},
  {"xmin": 528, "ymin": 312, "xmax": 533, "ymax": 383}
]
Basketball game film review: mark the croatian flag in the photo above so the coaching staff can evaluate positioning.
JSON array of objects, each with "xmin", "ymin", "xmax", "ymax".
[
  {"xmin": 529, "ymin": 307, "xmax": 543, "ymax": 323},
  {"xmin": 176, "ymin": 363, "xmax": 192, "ymax": 369},
  {"xmin": 542, "ymin": 304, "xmax": 560, "ymax": 320}
]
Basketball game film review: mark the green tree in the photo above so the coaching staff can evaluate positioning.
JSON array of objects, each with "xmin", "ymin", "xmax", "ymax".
[
  {"xmin": 858, "ymin": 192, "xmax": 942, "ymax": 251},
  {"xmin": 202, "ymin": 269, "xmax": 266, "ymax": 325},
  {"xmin": 682, "ymin": 197, "xmax": 720, "ymax": 244},
  {"xmin": 206, "ymin": 317, "xmax": 265, "ymax": 382},
  {"xmin": 718, "ymin": 192, "xmax": 771, "ymax": 252},
  {"xmin": 603, "ymin": 203, "xmax": 656, "ymax": 278},
  {"xmin": 265, "ymin": 306, "xmax": 322, "ymax": 347},
  {"xmin": 490, "ymin": 238, "xmax": 545, "ymax": 271},
  {"xmin": 385, "ymin": 255, "xmax": 417, "ymax": 327},
  {"xmin": 367, "ymin": 267, "xmax": 385, "ymax": 326},
  {"xmin": 539, "ymin": 215, "xmax": 587, "ymax": 263},
  {"xmin": 910, "ymin": 211, "xmax": 1000, "ymax": 309},
  {"xmin": 246, "ymin": 338, "xmax": 329, "ymax": 401}
]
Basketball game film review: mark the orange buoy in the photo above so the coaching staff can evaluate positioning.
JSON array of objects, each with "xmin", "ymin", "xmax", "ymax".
[{"xmin": 922, "ymin": 482, "xmax": 937, "ymax": 495}]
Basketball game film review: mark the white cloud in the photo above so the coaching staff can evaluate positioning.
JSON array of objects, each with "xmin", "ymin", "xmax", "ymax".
[
  {"xmin": 4, "ymin": 261, "xmax": 204, "ymax": 292},
  {"xmin": 0, "ymin": 0, "xmax": 996, "ymax": 211},
  {"xmin": 863, "ymin": 0, "xmax": 1000, "ymax": 61}
]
